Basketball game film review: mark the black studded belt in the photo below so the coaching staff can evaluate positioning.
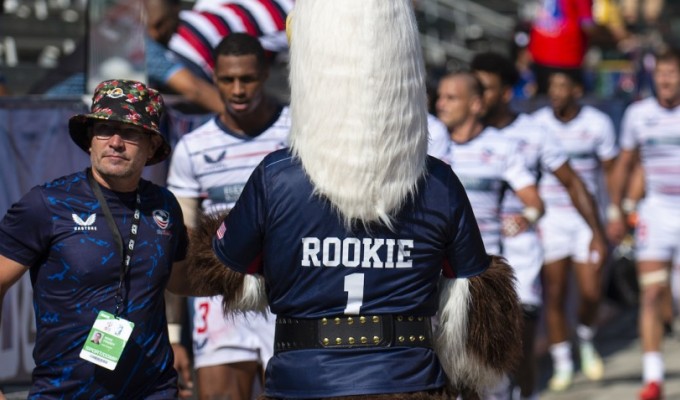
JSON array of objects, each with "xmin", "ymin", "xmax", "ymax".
[{"xmin": 274, "ymin": 314, "xmax": 433, "ymax": 353}]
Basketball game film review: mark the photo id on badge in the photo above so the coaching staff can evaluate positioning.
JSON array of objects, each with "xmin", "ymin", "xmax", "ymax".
[{"xmin": 79, "ymin": 310, "xmax": 134, "ymax": 370}]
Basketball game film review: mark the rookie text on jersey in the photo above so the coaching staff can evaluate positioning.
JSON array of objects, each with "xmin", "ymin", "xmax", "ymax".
[{"xmin": 301, "ymin": 237, "xmax": 414, "ymax": 268}]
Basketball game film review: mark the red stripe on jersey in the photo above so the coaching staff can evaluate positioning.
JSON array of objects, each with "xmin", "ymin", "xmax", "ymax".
[
  {"xmin": 200, "ymin": 11, "xmax": 231, "ymax": 37},
  {"xmin": 177, "ymin": 25, "xmax": 214, "ymax": 70},
  {"xmin": 225, "ymin": 4, "xmax": 258, "ymax": 36},
  {"xmin": 442, "ymin": 258, "xmax": 456, "ymax": 278},
  {"xmin": 257, "ymin": 0, "xmax": 286, "ymax": 30},
  {"xmin": 246, "ymin": 253, "xmax": 263, "ymax": 274}
]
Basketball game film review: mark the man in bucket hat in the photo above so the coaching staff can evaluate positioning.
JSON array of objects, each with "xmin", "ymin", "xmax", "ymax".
[{"xmin": 0, "ymin": 79, "xmax": 196, "ymax": 399}]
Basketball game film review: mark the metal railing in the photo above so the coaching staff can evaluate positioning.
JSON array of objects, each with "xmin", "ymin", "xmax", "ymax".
[{"xmin": 414, "ymin": 0, "xmax": 519, "ymax": 68}]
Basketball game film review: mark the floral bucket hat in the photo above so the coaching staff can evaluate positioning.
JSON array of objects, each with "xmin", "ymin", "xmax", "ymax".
[{"xmin": 68, "ymin": 79, "xmax": 170, "ymax": 165}]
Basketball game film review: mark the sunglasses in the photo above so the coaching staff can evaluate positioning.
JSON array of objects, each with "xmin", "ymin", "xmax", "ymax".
[{"xmin": 91, "ymin": 122, "xmax": 147, "ymax": 144}]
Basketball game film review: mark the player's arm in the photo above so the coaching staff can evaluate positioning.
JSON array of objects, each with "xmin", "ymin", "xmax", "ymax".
[
  {"xmin": 0, "ymin": 254, "xmax": 29, "ymax": 323},
  {"xmin": 164, "ymin": 196, "xmax": 200, "ymax": 399},
  {"xmin": 166, "ymin": 68, "xmax": 223, "ymax": 114},
  {"xmin": 514, "ymin": 184, "xmax": 545, "ymax": 225},
  {"xmin": 504, "ymin": 142, "xmax": 545, "ymax": 226},
  {"xmin": 616, "ymin": 149, "xmax": 643, "ymax": 227},
  {"xmin": 609, "ymin": 148, "xmax": 639, "ymax": 210},
  {"xmin": 624, "ymin": 159, "xmax": 644, "ymax": 208},
  {"xmin": 602, "ymin": 156, "xmax": 627, "ymax": 243},
  {"xmin": 164, "ymin": 259, "xmax": 194, "ymax": 399},
  {"xmin": 552, "ymin": 161, "xmax": 608, "ymax": 263}
]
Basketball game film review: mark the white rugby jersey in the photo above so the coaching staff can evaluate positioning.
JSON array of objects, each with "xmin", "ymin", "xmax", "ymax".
[
  {"xmin": 532, "ymin": 105, "xmax": 618, "ymax": 209},
  {"xmin": 500, "ymin": 113, "xmax": 569, "ymax": 215},
  {"xmin": 167, "ymin": 106, "xmax": 291, "ymax": 215},
  {"xmin": 620, "ymin": 97, "xmax": 680, "ymax": 207},
  {"xmin": 440, "ymin": 126, "xmax": 535, "ymax": 253},
  {"xmin": 427, "ymin": 113, "xmax": 450, "ymax": 159}
]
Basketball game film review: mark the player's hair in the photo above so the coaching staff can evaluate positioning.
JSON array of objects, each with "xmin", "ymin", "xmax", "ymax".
[
  {"xmin": 213, "ymin": 33, "xmax": 267, "ymax": 68},
  {"xmin": 442, "ymin": 70, "xmax": 485, "ymax": 98},
  {"xmin": 656, "ymin": 48, "xmax": 680, "ymax": 69},
  {"xmin": 548, "ymin": 67, "xmax": 584, "ymax": 87},
  {"xmin": 470, "ymin": 52, "xmax": 520, "ymax": 87}
]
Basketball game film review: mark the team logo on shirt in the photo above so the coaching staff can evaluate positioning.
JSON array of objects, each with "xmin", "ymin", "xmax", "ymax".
[
  {"xmin": 204, "ymin": 150, "xmax": 226, "ymax": 164},
  {"xmin": 72, "ymin": 213, "xmax": 97, "ymax": 231},
  {"xmin": 153, "ymin": 209, "xmax": 171, "ymax": 230}
]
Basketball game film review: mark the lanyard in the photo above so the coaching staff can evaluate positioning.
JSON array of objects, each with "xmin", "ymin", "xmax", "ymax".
[{"xmin": 87, "ymin": 168, "xmax": 141, "ymax": 317}]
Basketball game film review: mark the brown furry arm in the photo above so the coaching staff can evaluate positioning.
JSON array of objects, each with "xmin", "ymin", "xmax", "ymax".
[
  {"xmin": 187, "ymin": 213, "xmax": 268, "ymax": 315},
  {"xmin": 435, "ymin": 255, "xmax": 522, "ymax": 395}
]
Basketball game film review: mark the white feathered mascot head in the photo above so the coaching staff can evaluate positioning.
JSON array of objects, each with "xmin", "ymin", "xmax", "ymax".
[{"xmin": 287, "ymin": 0, "xmax": 429, "ymax": 230}]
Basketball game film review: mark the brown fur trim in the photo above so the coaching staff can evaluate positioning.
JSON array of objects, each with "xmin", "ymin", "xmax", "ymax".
[
  {"xmin": 258, "ymin": 388, "xmax": 451, "ymax": 400},
  {"xmin": 187, "ymin": 212, "xmax": 245, "ymax": 311},
  {"xmin": 466, "ymin": 255, "xmax": 523, "ymax": 375}
]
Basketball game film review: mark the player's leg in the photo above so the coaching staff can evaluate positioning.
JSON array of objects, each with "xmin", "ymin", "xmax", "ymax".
[
  {"xmin": 634, "ymin": 199, "xmax": 676, "ymax": 400},
  {"xmin": 637, "ymin": 260, "xmax": 670, "ymax": 400},
  {"xmin": 197, "ymin": 362, "xmax": 260, "ymax": 400},
  {"xmin": 514, "ymin": 308, "xmax": 539, "ymax": 400},
  {"xmin": 500, "ymin": 230, "xmax": 543, "ymax": 400},
  {"xmin": 542, "ymin": 256, "xmax": 573, "ymax": 391},
  {"xmin": 539, "ymin": 213, "xmax": 576, "ymax": 391},
  {"xmin": 192, "ymin": 296, "xmax": 264, "ymax": 400},
  {"xmin": 572, "ymin": 259, "xmax": 604, "ymax": 382}
]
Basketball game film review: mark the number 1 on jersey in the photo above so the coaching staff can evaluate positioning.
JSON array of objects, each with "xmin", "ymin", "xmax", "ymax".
[{"xmin": 344, "ymin": 273, "xmax": 364, "ymax": 315}]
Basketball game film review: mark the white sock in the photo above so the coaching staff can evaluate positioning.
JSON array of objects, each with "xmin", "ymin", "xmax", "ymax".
[
  {"xmin": 576, "ymin": 324, "xmax": 596, "ymax": 343},
  {"xmin": 550, "ymin": 341, "xmax": 573, "ymax": 372},
  {"xmin": 642, "ymin": 352, "xmax": 664, "ymax": 383}
]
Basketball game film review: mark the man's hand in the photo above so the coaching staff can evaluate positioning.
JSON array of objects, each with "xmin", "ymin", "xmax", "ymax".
[
  {"xmin": 172, "ymin": 343, "xmax": 194, "ymax": 399},
  {"xmin": 588, "ymin": 233, "xmax": 609, "ymax": 273},
  {"xmin": 606, "ymin": 218, "xmax": 627, "ymax": 246}
]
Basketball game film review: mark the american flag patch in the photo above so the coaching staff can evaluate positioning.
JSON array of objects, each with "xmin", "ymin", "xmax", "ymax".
[{"xmin": 216, "ymin": 222, "xmax": 226, "ymax": 239}]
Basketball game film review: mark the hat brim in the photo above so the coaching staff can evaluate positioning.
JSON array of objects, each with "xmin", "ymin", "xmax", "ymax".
[{"xmin": 68, "ymin": 114, "xmax": 170, "ymax": 165}]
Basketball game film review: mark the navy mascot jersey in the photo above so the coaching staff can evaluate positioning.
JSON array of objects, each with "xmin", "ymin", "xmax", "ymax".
[
  {"xmin": 0, "ymin": 170, "xmax": 188, "ymax": 399},
  {"xmin": 213, "ymin": 149, "xmax": 489, "ymax": 398}
]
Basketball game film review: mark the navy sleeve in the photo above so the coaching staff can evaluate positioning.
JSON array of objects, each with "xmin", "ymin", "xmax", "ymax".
[
  {"xmin": 445, "ymin": 171, "xmax": 490, "ymax": 279},
  {"xmin": 0, "ymin": 186, "xmax": 52, "ymax": 266},
  {"xmin": 212, "ymin": 161, "xmax": 266, "ymax": 274}
]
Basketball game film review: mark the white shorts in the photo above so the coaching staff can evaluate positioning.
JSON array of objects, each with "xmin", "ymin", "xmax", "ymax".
[
  {"xmin": 635, "ymin": 198, "xmax": 680, "ymax": 263},
  {"xmin": 501, "ymin": 229, "xmax": 544, "ymax": 307},
  {"xmin": 538, "ymin": 209, "xmax": 593, "ymax": 265},
  {"xmin": 191, "ymin": 296, "xmax": 275, "ymax": 369}
]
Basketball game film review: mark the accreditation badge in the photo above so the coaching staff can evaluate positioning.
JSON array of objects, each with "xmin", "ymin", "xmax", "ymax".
[{"xmin": 79, "ymin": 310, "xmax": 135, "ymax": 370}]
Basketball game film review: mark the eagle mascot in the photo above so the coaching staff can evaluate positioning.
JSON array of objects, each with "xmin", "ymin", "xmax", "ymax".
[{"xmin": 188, "ymin": 1, "xmax": 522, "ymax": 398}]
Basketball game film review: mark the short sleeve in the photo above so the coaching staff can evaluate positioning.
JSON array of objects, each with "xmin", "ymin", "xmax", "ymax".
[
  {"xmin": 596, "ymin": 113, "xmax": 619, "ymax": 161},
  {"xmin": 0, "ymin": 186, "xmax": 52, "ymax": 266},
  {"xmin": 503, "ymin": 141, "xmax": 536, "ymax": 191},
  {"xmin": 212, "ymin": 161, "xmax": 266, "ymax": 274},
  {"xmin": 445, "ymin": 172, "xmax": 490, "ymax": 279},
  {"xmin": 167, "ymin": 138, "xmax": 201, "ymax": 199},
  {"xmin": 540, "ymin": 129, "xmax": 569, "ymax": 172},
  {"xmin": 619, "ymin": 105, "xmax": 639, "ymax": 151},
  {"xmin": 427, "ymin": 114, "xmax": 450, "ymax": 159}
]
